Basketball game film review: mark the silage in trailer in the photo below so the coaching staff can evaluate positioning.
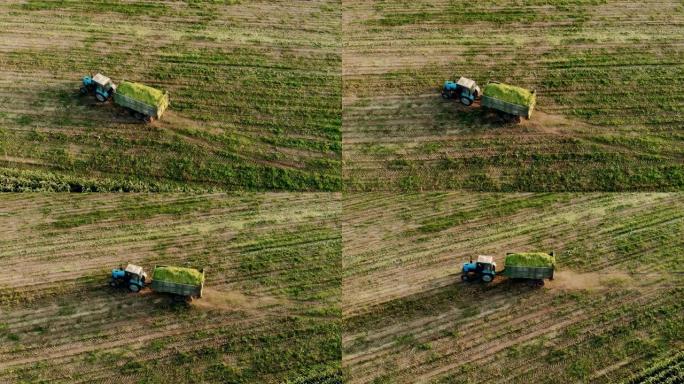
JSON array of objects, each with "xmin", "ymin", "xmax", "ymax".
[
  {"xmin": 153, "ymin": 266, "xmax": 204, "ymax": 286},
  {"xmin": 483, "ymin": 82, "xmax": 536, "ymax": 107},
  {"xmin": 117, "ymin": 81, "xmax": 167, "ymax": 108},
  {"xmin": 505, "ymin": 252, "xmax": 555, "ymax": 268}
]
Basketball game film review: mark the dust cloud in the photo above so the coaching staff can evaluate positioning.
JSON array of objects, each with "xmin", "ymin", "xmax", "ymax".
[
  {"xmin": 193, "ymin": 288, "xmax": 282, "ymax": 311},
  {"xmin": 549, "ymin": 270, "xmax": 631, "ymax": 290}
]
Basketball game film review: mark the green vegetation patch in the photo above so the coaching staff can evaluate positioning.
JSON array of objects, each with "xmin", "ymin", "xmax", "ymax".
[
  {"xmin": 153, "ymin": 266, "xmax": 204, "ymax": 286},
  {"xmin": 117, "ymin": 81, "xmax": 166, "ymax": 107},
  {"xmin": 505, "ymin": 252, "xmax": 556, "ymax": 268},
  {"xmin": 483, "ymin": 82, "xmax": 535, "ymax": 107}
]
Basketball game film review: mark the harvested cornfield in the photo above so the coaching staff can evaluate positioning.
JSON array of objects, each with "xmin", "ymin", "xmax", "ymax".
[
  {"xmin": 342, "ymin": 193, "xmax": 684, "ymax": 383},
  {"xmin": 0, "ymin": 193, "xmax": 341, "ymax": 383},
  {"xmin": 0, "ymin": 0, "xmax": 341, "ymax": 191},
  {"xmin": 343, "ymin": 0, "xmax": 684, "ymax": 191}
]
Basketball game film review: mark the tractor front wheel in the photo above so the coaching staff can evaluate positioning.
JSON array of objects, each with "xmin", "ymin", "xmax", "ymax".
[
  {"xmin": 79, "ymin": 86, "xmax": 88, "ymax": 95},
  {"xmin": 461, "ymin": 274, "xmax": 470, "ymax": 282},
  {"xmin": 109, "ymin": 280, "xmax": 118, "ymax": 287},
  {"xmin": 460, "ymin": 97, "xmax": 473, "ymax": 106}
]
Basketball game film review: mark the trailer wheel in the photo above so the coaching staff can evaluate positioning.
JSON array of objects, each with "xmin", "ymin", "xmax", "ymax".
[
  {"xmin": 534, "ymin": 280, "xmax": 544, "ymax": 288},
  {"xmin": 133, "ymin": 112, "xmax": 145, "ymax": 120},
  {"xmin": 144, "ymin": 115, "xmax": 152, "ymax": 123},
  {"xmin": 128, "ymin": 284, "xmax": 141, "ymax": 292},
  {"xmin": 460, "ymin": 97, "xmax": 473, "ymax": 106}
]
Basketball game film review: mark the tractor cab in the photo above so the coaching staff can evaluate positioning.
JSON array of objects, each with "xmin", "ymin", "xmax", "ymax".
[
  {"xmin": 462, "ymin": 255, "xmax": 497, "ymax": 283},
  {"xmin": 81, "ymin": 73, "xmax": 116, "ymax": 102},
  {"xmin": 110, "ymin": 263, "xmax": 147, "ymax": 292},
  {"xmin": 442, "ymin": 76, "xmax": 481, "ymax": 106}
]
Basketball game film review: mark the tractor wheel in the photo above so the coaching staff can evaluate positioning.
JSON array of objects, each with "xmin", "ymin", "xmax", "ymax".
[
  {"xmin": 441, "ymin": 91, "xmax": 450, "ymax": 99},
  {"xmin": 109, "ymin": 280, "xmax": 118, "ymax": 287},
  {"xmin": 79, "ymin": 86, "xmax": 88, "ymax": 95},
  {"xmin": 128, "ymin": 284, "xmax": 141, "ymax": 292},
  {"xmin": 95, "ymin": 93, "xmax": 106, "ymax": 102},
  {"xmin": 461, "ymin": 274, "xmax": 470, "ymax": 282},
  {"xmin": 460, "ymin": 97, "xmax": 472, "ymax": 106},
  {"xmin": 482, "ymin": 274, "xmax": 493, "ymax": 283}
]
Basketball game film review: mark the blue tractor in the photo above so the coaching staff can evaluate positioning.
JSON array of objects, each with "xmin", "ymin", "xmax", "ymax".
[
  {"xmin": 110, "ymin": 264, "xmax": 147, "ymax": 292},
  {"xmin": 442, "ymin": 76, "xmax": 481, "ymax": 106},
  {"xmin": 80, "ymin": 73, "xmax": 116, "ymax": 102},
  {"xmin": 461, "ymin": 255, "xmax": 497, "ymax": 283}
]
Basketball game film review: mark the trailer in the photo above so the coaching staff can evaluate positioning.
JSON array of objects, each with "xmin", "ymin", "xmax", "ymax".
[
  {"xmin": 150, "ymin": 265, "xmax": 204, "ymax": 301},
  {"xmin": 112, "ymin": 81, "xmax": 169, "ymax": 122},
  {"xmin": 481, "ymin": 82, "xmax": 536, "ymax": 121},
  {"xmin": 502, "ymin": 252, "xmax": 554, "ymax": 287}
]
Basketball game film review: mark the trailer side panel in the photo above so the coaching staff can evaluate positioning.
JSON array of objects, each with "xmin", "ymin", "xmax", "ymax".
[{"xmin": 503, "ymin": 265, "xmax": 554, "ymax": 280}]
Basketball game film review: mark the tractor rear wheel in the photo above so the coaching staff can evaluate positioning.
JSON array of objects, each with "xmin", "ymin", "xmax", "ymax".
[
  {"xmin": 482, "ymin": 274, "xmax": 493, "ymax": 283},
  {"xmin": 128, "ymin": 284, "xmax": 141, "ymax": 292},
  {"xmin": 95, "ymin": 93, "xmax": 106, "ymax": 102},
  {"xmin": 460, "ymin": 97, "xmax": 472, "ymax": 106}
]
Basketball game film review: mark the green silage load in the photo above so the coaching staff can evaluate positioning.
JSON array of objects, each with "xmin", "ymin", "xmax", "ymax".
[
  {"xmin": 505, "ymin": 252, "xmax": 555, "ymax": 268},
  {"xmin": 153, "ymin": 266, "xmax": 204, "ymax": 286},
  {"xmin": 117, "ymin": 81, "xmax": 165, "ymax": 107},
  {"xmin": 484, "ymin": 83, "xmax": 535, "ymax": 107}
]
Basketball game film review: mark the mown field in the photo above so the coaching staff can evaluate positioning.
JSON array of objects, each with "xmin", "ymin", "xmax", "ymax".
[
  {"xmin": 342, "ymin": 193, "xmax": 684, "ymax": 383},
  {"xmin": 0, "ymin": 193, "xmax": 341, "ymax": 383},
  {"xmin": 343, "ymin": 0, "xmax": 684, "ymax": 191},
  {"xmin": 0, "ymin": 0, "xmax": 341, "ymax": 191}
]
